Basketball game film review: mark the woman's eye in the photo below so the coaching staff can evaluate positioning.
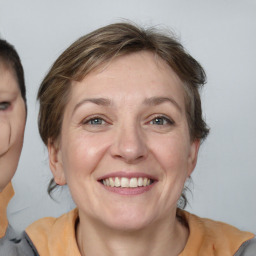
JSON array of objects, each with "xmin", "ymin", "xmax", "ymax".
[
  {"xmin": 0, "ymin": 102, "xmax": 10, "ymax": 111},
  {"xmin": 84, "ymin": 117, "xmax": 106, "ymax": 125},
  {"xmin": 150, "ymin": 116, "xmax": 173, "ymax": 126}
]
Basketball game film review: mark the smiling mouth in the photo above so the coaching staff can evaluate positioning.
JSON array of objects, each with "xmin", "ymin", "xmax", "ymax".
[{"xmin": 100, "ymin": 177, "xmax": 155, "ymax": 188}]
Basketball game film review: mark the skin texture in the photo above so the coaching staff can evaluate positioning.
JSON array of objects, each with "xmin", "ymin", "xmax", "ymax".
[
  {"xmin": 0, "ymin": 62, "xmax": 26, "ymax": 192},
  {"xmin": 49, "ymin": 51, "xmax": 200, "ymax": 256}
]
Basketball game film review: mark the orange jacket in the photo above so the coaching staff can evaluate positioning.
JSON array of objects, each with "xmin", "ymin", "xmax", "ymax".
[
  {"xmin": 0, "ymin": 183, "xmax": 36, "ymax": 255},
  {"xmin": 26, "ymin": 208, "xmax": 254, "ymax": 256},
  {"xmin": 0, "ymin": 183, "xmax": 14, "ymax": 238}
]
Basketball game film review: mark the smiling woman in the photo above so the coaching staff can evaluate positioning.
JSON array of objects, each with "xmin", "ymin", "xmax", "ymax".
[{"xmin": 26, "ymin": 23, "xmax": 255, "ymax": 256}]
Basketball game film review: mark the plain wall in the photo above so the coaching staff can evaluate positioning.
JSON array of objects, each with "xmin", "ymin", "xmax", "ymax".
[{"xmin": 0, "ymin": 0, "xmax": 255, "ymax": 233}]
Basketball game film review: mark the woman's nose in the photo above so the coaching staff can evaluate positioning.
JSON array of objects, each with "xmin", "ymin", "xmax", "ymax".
[{"xmin": 110, "ymin": 123, "xmax": 148, "ymax": 164}]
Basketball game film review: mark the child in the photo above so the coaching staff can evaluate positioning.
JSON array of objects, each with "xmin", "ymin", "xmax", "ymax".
[{"xmin": 0, "ymin": 39, "xmax": 35, "ymax": 255}]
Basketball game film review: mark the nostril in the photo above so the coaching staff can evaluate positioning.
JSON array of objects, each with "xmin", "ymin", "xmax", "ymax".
[{"xmin": 109, "ymin": 126, "xmax": 148, "ymax": 163}]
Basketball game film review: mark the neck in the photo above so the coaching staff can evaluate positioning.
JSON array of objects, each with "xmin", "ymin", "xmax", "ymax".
[{"xmin": 76, "ymin": 210, "xmax": 189, "ymax": 256}]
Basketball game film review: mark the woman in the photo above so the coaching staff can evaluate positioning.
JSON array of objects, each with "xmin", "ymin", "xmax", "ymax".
[
  {"xmin": 0, "ymin": 39, "xmax": 35, "ymax": 255},
  {"xmin": 26, "ymin": 23, "xmax": 255, "ymax": 255}
]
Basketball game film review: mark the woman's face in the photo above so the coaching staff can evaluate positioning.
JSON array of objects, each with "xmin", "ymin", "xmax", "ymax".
[
  {"xmin": 50, "ymin": 51, "xmax": 199, "ymax": 231},
  {"xmin": 0, "ymin": 62, "xmax": 26, "ymax": 192}
]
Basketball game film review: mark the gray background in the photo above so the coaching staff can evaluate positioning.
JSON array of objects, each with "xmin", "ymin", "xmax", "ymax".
[{"xmin": 0, "ymin": 0, "xmax": 255, "ymax": 234}]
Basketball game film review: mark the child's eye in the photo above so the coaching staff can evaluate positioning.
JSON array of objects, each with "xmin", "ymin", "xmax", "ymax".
[
  {"xmin": 150, "ymin": 116, "xmax": 174, "ymax": 126},
  {"xmin": 0, "ymin": 102, "xmax": 10, "ymax": 111}
]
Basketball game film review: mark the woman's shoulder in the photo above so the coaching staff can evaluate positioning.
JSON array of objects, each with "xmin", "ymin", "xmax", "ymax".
[
  {"xmin": 235, "ymin": 237, "xmax": 256, "ymax": 256},
  {"xmin": 182, "ymin": 210, "xmax": 254, "ymax": 237},
  {"xmin": 25, "ymin": 208, "xmax": 80, "ymax": 256},
  {"xmin": 26, "ymin": 208, "xmax": 78, "ymax": 237},
  {"xmin": 179, "ymin": 210, "xmax": 255, "ymax": 255}
]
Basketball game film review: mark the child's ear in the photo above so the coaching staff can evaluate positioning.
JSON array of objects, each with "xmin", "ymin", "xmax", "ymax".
[
  {"xmin": 47, "ymin": 139, "xmax": 66, "ymax": 186},
  {"xmin": 187, "ymin": 139, "xmax": 200, "ymax": 177}
]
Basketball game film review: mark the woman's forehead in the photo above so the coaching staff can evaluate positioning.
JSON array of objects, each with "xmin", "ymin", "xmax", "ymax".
[
  {"xmin": 72, "ymin": 52, "xmax": 183, "ymax": 93},
  {"xmin": 0, "ymin": 63, "xmax": 19, "ymax": 94},
  {"xmin": 66, "ymin": 52, "xmax": 186, "ymax": 117},
  {"xmin": 91, "ymin": 51, "xmax": 175, "ymax": 76}
]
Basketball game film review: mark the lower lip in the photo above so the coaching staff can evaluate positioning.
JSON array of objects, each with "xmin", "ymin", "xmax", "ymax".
[{"xmin": 100, "ymin": 182, "xmax": 156, "ymax": 195}]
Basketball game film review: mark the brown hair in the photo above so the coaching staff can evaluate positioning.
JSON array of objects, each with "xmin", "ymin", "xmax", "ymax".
[
  {"xmin": 0, "ymin": 39, "xmax": 26, "ymax": 108},
  {"xmin": 38, "ymin": 22, "xmax": 209, "ymax": 207}
]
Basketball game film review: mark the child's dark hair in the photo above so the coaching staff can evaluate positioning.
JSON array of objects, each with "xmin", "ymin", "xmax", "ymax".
[{"xmin": 0, "ymin": 39, "xmax": 26, "ymax": 107}]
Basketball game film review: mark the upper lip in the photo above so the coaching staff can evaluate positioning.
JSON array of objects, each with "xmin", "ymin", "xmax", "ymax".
[{"xmin": 97, "ymin": 171, "xmax": 158, "ymax": 181}]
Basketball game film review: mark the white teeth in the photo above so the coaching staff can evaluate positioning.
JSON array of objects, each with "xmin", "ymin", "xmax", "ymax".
[
  {"xmin": 114, "ymin": 177, "xmax": 120, "ymax": 187},
  {"xmin": 130, "ymin": 178, "xmax": 138, "ymax": 188},
  {"xmin": 102, "ymin": 177, "xmax": 152, "ymax": 188},
  {"xmin": 109, "ymin": 177, "xmax": 115, "ymax": 187},
  {"xmin": 121, "ymin": 177, "xmax": 129, "ymax": 187},
  {"xmin": 138, "ymin": 177, "xmax": 143, "ymax": 187}
]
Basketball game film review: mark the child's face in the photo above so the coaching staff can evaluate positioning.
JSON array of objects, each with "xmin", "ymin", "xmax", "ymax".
[{"xmin": 0, "ymin": 62, "xmax": 26, "ymax": 192}]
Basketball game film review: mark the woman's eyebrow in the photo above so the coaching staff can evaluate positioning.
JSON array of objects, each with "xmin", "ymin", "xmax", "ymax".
[
  {"xmin": 73, "ymin": 98, "xmax": 111, "ymax": 114},
  {"xmin": 143, "ymin": 96, "xmax": 182, "ymax": 112},
  {"xmin": 72, "ymin": 96, "xmax": 182, "ymax": 115}
]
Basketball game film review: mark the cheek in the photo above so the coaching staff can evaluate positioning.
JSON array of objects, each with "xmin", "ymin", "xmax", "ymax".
[
  {"xmin": 0, "ymin": 120, "xmax": 11, "ymax": 155},
  {"xmin": 152, "ymin": 132, "xmax": 191, "ymax": 173},
  {"xmin": 61, "ymin": 132, "xmax": 111, "ymax": 179},
  {"xmin": 9, "ymin": 100, "xmax": 26, "ymax": 147},
  {"xmin": 151, "ymin": 133, "xmax": 191, "ymax": 193},
  {"xmin": 12, "ymin": 120, "xmax": 26, "ymax": 148},
  {"xmin": 0, "ymin": 102, "xmax": 25, "ymax": 191},
  {"xmin": 0, "ymin": 105, "xmax": 26, "ymax": 157}
]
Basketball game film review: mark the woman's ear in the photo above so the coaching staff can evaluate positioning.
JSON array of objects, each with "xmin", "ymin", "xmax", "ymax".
[
  {"xmin": 47, "ymin": 139, "xmax": 66, "ymax": 186},
  {"xmin": 187, "ymin": 139, "xmax": 200, "ymax": 177}
]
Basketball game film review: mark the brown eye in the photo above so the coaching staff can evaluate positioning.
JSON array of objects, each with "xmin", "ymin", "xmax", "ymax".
[{"xmin": 0, "ymin": 102, "xmax": 10, "ymax": 111}]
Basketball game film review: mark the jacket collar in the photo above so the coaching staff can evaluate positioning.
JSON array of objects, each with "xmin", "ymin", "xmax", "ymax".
[
  {"xmin": 0, "ymin": 182, "xmax": 14, "ymax": 238},
  {"xmin": 26, "ymin": 208, "xmax": 254, "ymax": 256},
  {"xmin": 26, "ymin": 208, "xmax": 80, "ymax": 255},
  {"xmin": 179, "ymin": 210, "xmax": 254, "ymax": 255}
]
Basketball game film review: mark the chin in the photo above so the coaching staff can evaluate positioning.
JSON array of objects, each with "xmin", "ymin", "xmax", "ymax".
[
  {"xmin": 99, "ymin": 207, "xmax": 155, "ymax": 232},
  {"xmin": 106, "ymin": 219, "xmax": 151, "ymax": 232}
]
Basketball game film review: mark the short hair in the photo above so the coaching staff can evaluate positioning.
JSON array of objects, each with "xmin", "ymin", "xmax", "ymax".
[
  {"xmin": 37, "ymin": 22, "xmax": 210, "ymax": 207},
  {"xmin": 0, "ymin": 39, "xmax": 26, "ymax": 107}
]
